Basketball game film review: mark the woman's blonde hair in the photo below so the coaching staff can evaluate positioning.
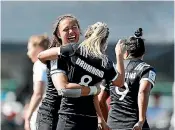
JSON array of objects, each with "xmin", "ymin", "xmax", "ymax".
[
  {"xmin": 79, "ymin": 22, "xmax": 109, "ymax": 67},
  {"xmin": 28, "ymin": 34, "xmax": 49, "ymax": 50}
]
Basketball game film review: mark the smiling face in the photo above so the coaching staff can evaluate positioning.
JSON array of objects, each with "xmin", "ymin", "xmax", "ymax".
[{"xmin": 57, "ymin": 18, "xmax": 80, "ymax": 45}]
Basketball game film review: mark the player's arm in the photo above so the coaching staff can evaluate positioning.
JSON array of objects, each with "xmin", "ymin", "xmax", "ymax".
[
  {"xmin": 105, "ymin": 40, "xmax": 125, "ymax": 88},
  {"xmin": 51, "ymin": 72, "xmax": 99, "ymax": 97},
  {"xmin": 94, "ymin": 95, "xmax": 110, "ymax": 130},
  {"xmin": 25, "ymin": 82, "xmax": 45, "ymax": 130},
  {"xmin": 112, "ymin": 40, "xmax": 125, "ymax": 87},
  {"xmin": 137, "ymin": 69, "xmax": 156, "ymax": 125},
  {"xmin": 50, "ymin": 58, "xmax": 99, "ymax": 97},
  {"xmin": 98, "ymin": 81, "xmax": 110, "ymax": 121},
  {"xmin": 38, "ymin": 43, "xmax": 75, "ymax": 63},
  {"xmin": 112, "ymin": 54, "xmax": 125, "ymax": 87},
  {"xmin": 24, "ymin": 65, "xmax": 47, "ymax": 130},
  {"xmin": 38, "ymin": 47, "xmax": 60, "ymax": 63},
  {"xmin": 25, "ymin": 82, "xmax": 45, "ymax": 120}
]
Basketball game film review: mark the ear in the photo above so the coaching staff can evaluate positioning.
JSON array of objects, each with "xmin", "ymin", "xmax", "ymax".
[
  {"xmin": 55, "ymin": 26, "xmax": 61, "ymax": 38},
  {"xmin": 56, "ymin": 31, "xmax": 61, "ymax": 38}
]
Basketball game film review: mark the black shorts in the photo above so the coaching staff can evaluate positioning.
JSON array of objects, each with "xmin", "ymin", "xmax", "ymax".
[
  {"xmin": 56, "ymin": 114, "xmax": 98, "ymax": 130},
  {"xmin": 36, "ymin": 112, "xmax": 59, "ymax": 130},
  {"xmin": 109, "ymin": 125, "xmax": 150, "ymax": 130},
  {"xmin": 108, "ymin": 119, "xmax": 150, "ymax": 130}
]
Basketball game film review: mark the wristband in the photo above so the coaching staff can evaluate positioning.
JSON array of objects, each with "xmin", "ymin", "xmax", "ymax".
[{"xmin": 89, "ymin": 86, "xmax": 97, "ymax": 95}]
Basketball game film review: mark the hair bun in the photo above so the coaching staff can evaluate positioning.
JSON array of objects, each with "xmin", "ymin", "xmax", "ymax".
[{"xmin": 134, "ymin": 28, "xmax": 143, "ymax": 38}]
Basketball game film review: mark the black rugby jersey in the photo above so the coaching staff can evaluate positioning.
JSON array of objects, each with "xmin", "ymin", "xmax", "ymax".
[
  {"xmin": 38, "ymin": 58, "xmax": 68, "ymax": 117},
  {"xmin": 107, "ymin": 59, "xmax": 156, "ymax": 129},
  {"xmin": 58, "ymin": 43, "xmax": 118, "ymax": 117}
]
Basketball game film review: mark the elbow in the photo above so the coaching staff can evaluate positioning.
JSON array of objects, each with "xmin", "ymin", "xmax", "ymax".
[
  {"xmin": 37, "ymin": 52, "xmax": 46, "ymax": 63},
  {"xmin": 113, "ymin": 73, "xmax": 124, "ymax": 87},
  {"xmin": 138, "ymin": 90, "xmax": 149, "ymax": 96},
  {"xmin": 33, "ymin": 92, "xmax": 43, "ymax": 100},
  {"xmin": 137, "ymin": 90, "xmax": 150, "ymax": 102},
  {"xmin": 116, "ymin": 82, "xmax": 124, "ymax": 88},
  {"xmin": 98, "ymin": 98, "xmax": 103, "ymax": 106},
  {"xmin": 98, "ymin": 95, "xmax": 108, "ymax": 108},
  {"xmin": 99, "ymin": 99, "xmax": 106, "ymax": 108}
]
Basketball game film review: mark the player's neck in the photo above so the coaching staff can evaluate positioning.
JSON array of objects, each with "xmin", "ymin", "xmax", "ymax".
[
  {"xmin": 126, "ymin": 56, "xmax": 143, "ymax": 60},
  {"xmin": 125, "ymin": 54, "xmax": 144, "ymax": 60}
]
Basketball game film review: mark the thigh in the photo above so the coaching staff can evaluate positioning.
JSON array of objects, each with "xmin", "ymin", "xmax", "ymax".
[
  {"xmin": 36, "ymin": 112, "xmax": 58, "ymax": 130},
  {"xmin": 56, "ymin": 115, "xmax": 98, "ymax": 130},
  {"xmin": 56, "ymin": 115, "xmax": 78, "ymax": 130}
]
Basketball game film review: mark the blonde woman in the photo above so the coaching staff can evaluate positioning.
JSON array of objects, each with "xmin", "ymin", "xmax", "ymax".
[
  {"xmin": 38, "ymin": 22, "xmax": 125, "ymax": 130},
  {"xmin": 25, "ymin": 35, "xmax": 49, "ymax": 130}
]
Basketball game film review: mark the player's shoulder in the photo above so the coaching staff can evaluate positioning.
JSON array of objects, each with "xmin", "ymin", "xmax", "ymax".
[
  {"xmin": 141, "ymin": 61, "xmax": 156, "ymax": 73},
  {"xmin": 33, "ymin": 60, "xmax": 47, "ymax": 71},
  {"xmin": 134, "ymin": 60, "xmax": 155, "ymax": 72},
  {"xmin": 136, "ymin": 60, "xmax": 156, "ymax": 83}
]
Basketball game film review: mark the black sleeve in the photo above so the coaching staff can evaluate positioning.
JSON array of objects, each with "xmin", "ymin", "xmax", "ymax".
[
  {"xmin": 46, "ymin": 60, "xmax": 50, "ymax": 68},
  {"xmin": 60, "ymin": 43, "xmax": 78, "ymax": 57},
  {"xmin": 140, "ymin": 66, "xmax": 156, "ymax": 88},
  {"xmin": 49, "ymin": 59, "xmax": 67, "ymax": 76},
  {"xmin": 104, "ymin": 62, "xmax": 118, "ymax": 82}
]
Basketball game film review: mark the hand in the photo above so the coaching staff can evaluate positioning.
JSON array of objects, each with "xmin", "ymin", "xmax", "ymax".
[
  {"xmin": 132, "ymin": 121, "xmax": 144, "ymax": 130},
  {"xmin": 24, "ymin": 118, "xmax": 31, "ymax": 130},
  {"xmin": 115, "ymin": 39, "xmax": 126, "ymax": 56},
  {"xmin": 98, "ymin": 120, "xmax": 111, "ymax": 130}
]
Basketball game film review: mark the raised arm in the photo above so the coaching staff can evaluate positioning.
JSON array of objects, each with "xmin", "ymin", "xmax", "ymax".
[
  {"xmin": 105, "ymin": 40, "xmax": 125, "ymax": 88},
  {"xmin": 38, "ymin": 43, "xmax": 76, "ymax": 64},
  {"xmin": 37, "ymin": 47, "xmax": 60, "ymax": 64},
  {"xmin": 112, "ymin": 40, "xmax": 125, "ymax": 87}
]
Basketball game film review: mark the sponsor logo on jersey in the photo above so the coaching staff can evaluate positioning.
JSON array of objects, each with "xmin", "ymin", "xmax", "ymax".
[
  {"xmin": 125, "ymin": 72, "xmax": 136, "ymax": 79},
  {"xmin": 76, "ymin": 58, "xmax": 104, "ymax": 78},
  {"xmin": 148, "ymin": 70, "xmax": 156, "ymax": 81}
]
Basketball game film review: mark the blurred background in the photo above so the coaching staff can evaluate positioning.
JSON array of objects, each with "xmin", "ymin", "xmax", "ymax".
[{"xmin": 1, "ymin": 1, "xmax": 174, "ymax": 130}]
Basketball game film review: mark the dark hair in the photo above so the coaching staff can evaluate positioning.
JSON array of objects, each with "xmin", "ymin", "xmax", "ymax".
[
  {"xmin": 49, "ymin": 14, "xmax": 81, "ymax": 48},
  {"xmin": 125, "ymin": 28, "xmax": 145, "ymax": 58}
]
